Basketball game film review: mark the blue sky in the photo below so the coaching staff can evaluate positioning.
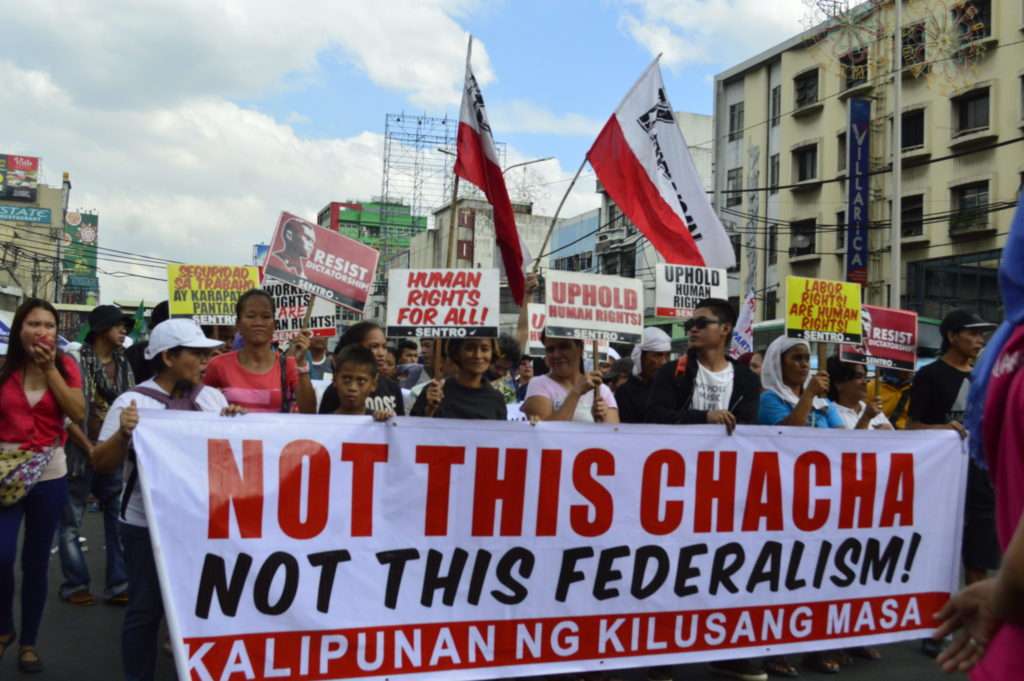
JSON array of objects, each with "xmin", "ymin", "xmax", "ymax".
[{"xmin": 0, "ymin": 0, "xmax": 806, "ymax": 302}]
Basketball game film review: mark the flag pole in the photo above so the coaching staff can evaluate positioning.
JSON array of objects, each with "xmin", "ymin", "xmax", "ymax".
[
  {"xmin": 532, "ymin": 156, "xmax": 587, "ymax": 275},
  {"xmin": 438, "ymin": 34, "xmax": 474, "ymax": 375},
  {"xmin": 446, "ymin": 35, "xmax": 473, "ymax": 270}
]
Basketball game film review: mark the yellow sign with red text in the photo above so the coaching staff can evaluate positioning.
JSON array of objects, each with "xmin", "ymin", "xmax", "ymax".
[{"xmin": 785, "ymin": 276, "xmax": 862, "ymax": 344}]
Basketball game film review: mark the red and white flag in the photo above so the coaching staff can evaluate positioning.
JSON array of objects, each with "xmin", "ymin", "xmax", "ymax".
[
  {"xmin": 454, "ymin": 56, "xmax": 526, "ymax": 304},
  {"xmin": 588, "ymin": 60, "xmax": 735, "ymax": 268}
]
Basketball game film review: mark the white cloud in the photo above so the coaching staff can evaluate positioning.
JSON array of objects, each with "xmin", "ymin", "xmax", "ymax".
[
  {"xmin": 0, "ymin": 60, "xmax": 385, "ymax": 303},
  {"xmin": 619, "ymin": 0, "xmax": 807, "ymax": 69},
  {"xmin": 0, "ymin": 0, "xmax": 493, "ymax": 110},
  {"xmin": 488, "ymin": 100, "xmax": 603, "ymax": 137}
]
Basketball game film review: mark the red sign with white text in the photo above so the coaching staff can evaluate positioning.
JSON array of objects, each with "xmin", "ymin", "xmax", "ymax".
[
  {"xmin": 840, "ymin": 305, "xmax": 918, "ymax": 371},
  {"xmin": 264, "ymin": 212, "xmax": 378, "ymax": 313}
]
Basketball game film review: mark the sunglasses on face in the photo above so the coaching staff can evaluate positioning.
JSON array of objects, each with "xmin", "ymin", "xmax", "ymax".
[{"xmin": 684, "ymin": 317, "xmax": 721, "ymax": 332}]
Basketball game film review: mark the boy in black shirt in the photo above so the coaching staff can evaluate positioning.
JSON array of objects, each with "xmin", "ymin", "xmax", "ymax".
[
  {"xmin": 412, "ymin": 338, "xmax": 507, "ymax": 420},
  {"xmin": 909, "ymin": 309, "xmax": 998, "ymax": 649},
  {"xmin": 332, "ymin": 345, "xmax": 393, "ymax": 420}
]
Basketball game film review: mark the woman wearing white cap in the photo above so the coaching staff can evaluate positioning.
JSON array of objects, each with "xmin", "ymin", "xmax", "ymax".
[{"xmin": 90, "ymin": 319, "xmax": 243, "ymax": 681}]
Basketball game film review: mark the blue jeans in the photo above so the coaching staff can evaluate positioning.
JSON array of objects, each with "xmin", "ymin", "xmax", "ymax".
[
  {"xmin": 58, "ymin": 442, "xmax": 128, "ymax": 599},
  {"xmin": 121, "ymin": 523, "xmax": 164, "ymax": 681},
  {"xmin": 0, "ymin": 477, "xmax": 68, "ymax": 646}
]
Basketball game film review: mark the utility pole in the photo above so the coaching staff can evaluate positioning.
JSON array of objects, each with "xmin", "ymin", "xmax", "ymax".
[
  {"xmin": 55, "ymin": 171, "xmax": 71, "ymax": 303},
  {"xmin": 890, "ymin": 0, "xmax": 902, "ymax": 307}
]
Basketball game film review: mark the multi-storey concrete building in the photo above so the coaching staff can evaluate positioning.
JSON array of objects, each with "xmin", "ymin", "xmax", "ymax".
[
  {"xmin": 0, "ymin": 179, "xmax": 68, "ymax": 314},
  {"xmin": 713, "ymin": 0, "xmax": 1020, "ymax": 325}
]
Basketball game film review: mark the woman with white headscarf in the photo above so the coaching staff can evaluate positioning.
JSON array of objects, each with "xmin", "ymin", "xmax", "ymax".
[
  {"xmin": 614, "ymin": 327, "xmax": 671, "ymax": 423},
  {"xmin": 758, "ymin": 336, "xmax": 845, "ymax": 676},
  {"xmin": 758, "ymin": 336, "xmax": 843, "ymax": 429}
]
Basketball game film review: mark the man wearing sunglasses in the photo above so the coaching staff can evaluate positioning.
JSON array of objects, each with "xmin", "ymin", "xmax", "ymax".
[
  {"xmin": 645, "ymin": 297, "xmax": 765, "ymax": 681},
  {"xmin": 646, "ymin": 298, "xmax": 760, "ymax": 433}
]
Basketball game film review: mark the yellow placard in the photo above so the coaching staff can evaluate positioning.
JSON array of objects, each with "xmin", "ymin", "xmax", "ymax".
[
  {"xmin": 167, "ymin": 264, "xmax": 260, "ymax": 325},
  {"xmin": 785, "ymin": 276, "xmax": 863, "ymax": 344}
]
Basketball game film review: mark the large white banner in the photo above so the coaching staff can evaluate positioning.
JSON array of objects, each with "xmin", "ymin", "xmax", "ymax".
[{"xmin": 133, "ymin": 414, "xmax": 967, "ymax": 681}]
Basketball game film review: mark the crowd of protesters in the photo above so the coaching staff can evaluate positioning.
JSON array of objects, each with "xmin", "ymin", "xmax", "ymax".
[{"xmin": 0, "ymin": 233, "xmax": 1022, "ymax": 681}]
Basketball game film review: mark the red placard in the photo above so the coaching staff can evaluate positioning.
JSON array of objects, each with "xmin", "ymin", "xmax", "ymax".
[
  {"xmin": 840, "ymin": 305, "xmax": 918, "ymax": 371},
  {"xmin": 264, "ymin": 212, "xmax": 378, "ymax": 313}
]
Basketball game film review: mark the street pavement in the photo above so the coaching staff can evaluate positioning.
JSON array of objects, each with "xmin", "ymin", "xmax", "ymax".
[{"xmin": 3, "ymin": 511, "xmax": 964, "ymax": 680}]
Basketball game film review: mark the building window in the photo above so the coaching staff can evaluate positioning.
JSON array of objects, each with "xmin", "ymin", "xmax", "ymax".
[
  {"xmin": 726, "ymin": 168, "xmax": 743, "ymax": 206},
  {"xmin": 902, "ymin": 194, "xmax": 924, "ymax": 238},
  {"xmin": 953, "ymin": 88, "xmax": 990, "ymax": 136},
  {"xmin": 902, "ymin": 23, "xmax": 926, "ymax": 67},
  {"xmin": 768, "ymin": 224, "xmax": 778, "ymax": 265},
  {"xmin": 728, "ymin": 102, "xmax": 744, "ymax": 142},
  {"xmin": 790, "ymin": 218, "xmax": 817, "ymax": 257},
  {"xmin": 554, "ymin": 251, "xmax": 594, "ymax": 272},
  {"xmin": 728, "ymin": 234, "xmax": 741, "ymax": 273},
  {"xmin": 795, "ymin": 69, "xmax": 819, "ymax": 108},
  {"xmin": 951, "ymin": 181, "xmax": 989, "ymax": 234},
  {"xmin": 840, "ymin": 48, "xmax": 868, "ymax": 90},
  {"xmin": 836, "ymin": 210, "xmax": 846, "ymax": 250},
  {"xmin": 764, "ymin": 290, "xmax": 778, "ymax": 320},
  {"xmin": 903, "ymin": 109, "xmax": 925, "ymax": 149},
  {"xmin": 954, "ymin": 0, "xmax": 991, "ymax": 42},
  {"xmin": 771, "ymin": 85, "xmax": 781, "ymax": 127},
  {"xmin": 837, "ymin": 132, "xmax": 847, "ymax": 172},
  {"xmin": 769, "ymin": 154, "xmax": 780, "ymax": 194},
  {"xmin": 793, "ymin": 144, "xmax": 818, "ymax": 182}
]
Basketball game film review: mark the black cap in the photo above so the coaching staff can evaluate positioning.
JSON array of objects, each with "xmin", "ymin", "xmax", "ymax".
[
  {"xmin": 87, "ymin": 305, "xmax": 135, "ymax": 336},
  {"xmin": 940, "ymin": 309, "xmax": 997, "ymax": 338},
  {"xmin": 149, "ymin": 300, "xmax": 170, "ymax": 330}
]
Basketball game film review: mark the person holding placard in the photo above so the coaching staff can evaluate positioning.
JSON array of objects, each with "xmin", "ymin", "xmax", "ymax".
[
  {"xmin": 202, "ymin": 289, "xmax": 316, "ymax": 414},
  {"xmin": 758, "ymin": 337, "xmax": 842, "ymax": 430},
  {"xmin": 758, "ymin": 335, "xmax": 844, "ymax": 675},
  {"xmin": 647, "ymin": 299, "xmax": 759, "ymax": 432},
  {"xmin": 522, "ymin": 332, "xmax": 618, "ymax": 424},
  {"xmin": 826, "ymin": 357, "xmax": 892, "ymax": 431},
  {"xmin": 412, "ymin": 338, "xmax": 507, "ymax": 420}
]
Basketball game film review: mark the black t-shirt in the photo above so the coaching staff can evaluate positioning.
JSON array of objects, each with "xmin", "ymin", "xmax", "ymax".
[
  {"xmin": 909, "ymin": 359, "xmax": 971, "ymax": 425},
  {"xmin": 411, "ymin": 379, "xmax": 507, "ymax": 420},
  {"xmin": 615, "ymin": 375, "xmax": 653, "ymax": 424},
  {"xmin": 318, "ymin": 376, "xmax": 405, "ymax": 416}
]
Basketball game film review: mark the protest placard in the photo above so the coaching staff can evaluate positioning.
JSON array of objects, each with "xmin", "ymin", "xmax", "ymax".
[
  {"xmin": 654, "ymin": 264, "xmax": 728, "ymax": 318},
  {"xmin": 386, "ymin": 268, "xmax": 500, "ymax": 338},
  {"xmin": 527, "ymin": 303, "xmax": 546, "ymax": 355},
  {"xmin": 785, "ymin": 276, "xmax": 863, "ymax": 344},
  {"xmin": 544, "ymin": 270, "xmax": 644, "ymax": 345},
  {"xmin": 167, "ymin": 264, "xmax": 260, "ymax": 325},
  {"xmin": 263, "ymin": 278, "xmax": 338, "ymax": 342},
  {"xmin": 134, "ymin": 413, "xmax": 966, "ymax": 681},
  {"xmin": 840, "ymin": 305, "xmax": 918, "ymax": 371},
  {"xmin": 265, "ymin": 212, "xmax": 378, "ymax": 313}
]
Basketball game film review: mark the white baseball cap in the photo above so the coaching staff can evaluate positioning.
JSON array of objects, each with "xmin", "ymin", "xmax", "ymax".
[{"xmin": 144, "ymin": 319, "xmax": 224, "ymax": 360}]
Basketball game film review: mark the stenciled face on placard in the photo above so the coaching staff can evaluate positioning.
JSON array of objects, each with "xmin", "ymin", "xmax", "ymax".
[{"xmin": 272, "ymin": 219, "xmax": 317, "ymax": 277}]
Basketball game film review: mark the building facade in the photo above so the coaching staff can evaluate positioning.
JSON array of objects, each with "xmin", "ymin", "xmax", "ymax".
[
  {"xmin": 0, "ymin": 179, "xmax": 68, "ymax": 314},
  {"xmin": 713, "ymin": 0, "xmax": 1021, "ymax": 324}
]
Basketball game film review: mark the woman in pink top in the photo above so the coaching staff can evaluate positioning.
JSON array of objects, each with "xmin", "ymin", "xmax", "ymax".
[
  {"xmin": 522, "ymin": 331, "xmax": 618, "ymax": 424},
  {"xmin": 203, "ymin": 289, "xmax": 317, "ymax": 414},
  {"xmin": 0, "ymin": 299, "xmax": 84, "ymax": 673}
]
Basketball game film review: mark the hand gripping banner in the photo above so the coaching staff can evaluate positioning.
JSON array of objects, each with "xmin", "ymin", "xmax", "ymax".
[{"xmin": 132, "ymin": 413, "xmax": 967, "ymax": 681}]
